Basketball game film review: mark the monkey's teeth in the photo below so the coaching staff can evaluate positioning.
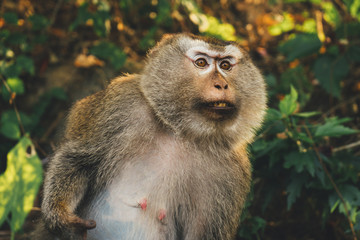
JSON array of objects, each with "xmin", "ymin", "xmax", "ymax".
[{"xmin": 213, "ymin": 102, "xmax": 227, "ymax": 108}]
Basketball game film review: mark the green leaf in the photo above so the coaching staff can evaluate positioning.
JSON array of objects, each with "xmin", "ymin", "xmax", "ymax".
[
  {"xmin": 6, "ymin": 77, "xmax": 25, "ymax": 94},
  {"xmin": 294, "ymin": 111, "xmax": 321, "ymax": 118},
  {"xmin": 32, "ymin": 34, "xmax": 48, "ymax": 44},
  {"xmin": 348, "ymin": 0, "xmax": 360, "ymax": 20},
  {"xmin": 28, "ymin": 14, "xmax": 49, "ymax": 31},
  {"xmin": 0, "ymin": 121, "xmax": 21, "ymax": 140},
  {"xmin": 346, "ymin": 45, "xmax": 360, "ymax": 63},
  {"xmin": 50, "ymin": 87, "xmax": 67, "ymax": 100},
  {"xmin": 156, "ymin": 0, "xmax": 173, "ymax": 25},
  {"xmin": 284, "ymin": 151, "xmax": 316, "ymax": 176},
  {"xmin": 341, "ymin": 185, "xmax": 360, "ymax": 206},
  {"xmin": 30, "ymin": 88, "xmax": 67, "ymax": 131},
  {"xmin": 69, "ymin": 3, "xmax": 92, "ymax": 31},
  {"xmin": 92, "ymin": 10, "xmax": 111, "ymax": 37},
  {"xmin": 321, "ymin": 2, "xmax": 341, "ymax": 28},
  {"xmin": 330, "ymin": 199, "xmax": 340, "ymax": 213},
  {"xmin": 0, "ymin": 137, "xmax": 43, "ymax": 232},
  {"xmin": 294, "ymin": 132, "xmax": 314, "ymax": 144},
  {"xmin": 279, "ymin": 85, "xmax": 298, "ymax": 116},
  {"xmin": 90, "ymin": 42, "xmax": 127, "ymax": 70},
  {"xmin": 16, "ymin": 55, "xmax": 35, "ymax": 75},
  {"xmin": 265, "ymin": 74, "xmax": 277, "ymax": 88},
  {"xmin": 1, "ymin": 77, "xmax": 25, "ymax": 100},
  {"xmin": 279, "ymin": 65, "xmax": 311, "ymax": 106},
  {"xmin": 2, "ymin": 63, "xmax": 21, "ymax": 78},
  {"xmin": 6, "ymin": 33, "xmax": 27, "ymax": 46},
  {"xmin": 286, "ymin": 173, "xmax": 308, "ymax": 210},
  {"xmin": 0, "ymin": 29, "xmax": 10, "ymax": 40},
  {"xmin": 295, "ymin": 18, "xmax": 317, "ymax": 34},
  {"xmin": 139, "ymin": 27, "xmax": 157, "ymax": 50},
  {"xmin": 313, "ymin": 54, "xmax": 349, "ymax": 98},
  {"xmin": 3, "ymin": 12, "xmax": 18, "ymax": 25},
  {"xmin": 1, "ymin": 110, "xmax": 33, "ymax": 133},
  {"xmin": 315, "ymin": 117, "xmax": 358, "ymax": 137},
  {"xmin": 278, "ymin": 34, "xmax": 322, "ymax": 61},
  {"xmin": 336, "ymin": 22, "xmax": 360, "ymax": 39},
  {"xmin": 265, "ymin": 108, "xmax": 283, "ymax": 122}
]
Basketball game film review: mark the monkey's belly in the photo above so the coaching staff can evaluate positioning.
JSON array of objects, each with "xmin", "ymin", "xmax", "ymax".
[{"xmin": 84, "ymin": 159, "xmax": 170, "ymax": 240}]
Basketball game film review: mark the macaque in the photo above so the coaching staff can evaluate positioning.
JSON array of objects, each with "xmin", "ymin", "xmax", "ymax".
[{"xmin": 33, "ymin": 33, "xmax": 267, "ymax": 240}]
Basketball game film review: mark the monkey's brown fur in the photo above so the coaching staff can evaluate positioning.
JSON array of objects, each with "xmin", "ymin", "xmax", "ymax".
[{"xmin": 33, "ymin": 33, "xmax": 267, "ymax": 240}]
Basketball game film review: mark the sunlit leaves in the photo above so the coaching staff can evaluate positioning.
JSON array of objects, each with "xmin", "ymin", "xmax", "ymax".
[
  {"xmin": 182, "ymin": 0, "xmax": 237, "ymax": 41},
  {"xmin": 346, "ymin": 0, "xmax": 360, "ymax": 20},
  {"xmin": 268, "ymin": 13, "xmax": 295, "ymax": 36},
  {"xmin": 0, "ymin": 136, "xmax": 42, "ymax": 234},
  {"xmin": 321, "ymin": 2, "xmax": 341, "ymax": 28},
  {"xmin": 201, "ymin": 15, "xmax": 237, "ymax": 41}
]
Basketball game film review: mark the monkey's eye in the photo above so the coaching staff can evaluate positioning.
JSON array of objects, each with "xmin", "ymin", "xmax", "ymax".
[
  {"xmin": 194, "ymin": 58, "xmax": 208, "ymax": 68},
  {"xmin": 220, "ymin": 60, "xmax": 231, "ymax": 70}
]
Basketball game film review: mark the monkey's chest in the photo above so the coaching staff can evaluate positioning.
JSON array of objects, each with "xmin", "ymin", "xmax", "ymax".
[{"xmin": 84, "ymin": 143, "xmax": 200, "ymax": 240}]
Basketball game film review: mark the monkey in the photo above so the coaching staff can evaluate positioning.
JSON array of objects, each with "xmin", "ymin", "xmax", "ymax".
[{"xmin": 32, "ymin": 33, "xmax": 267, "ymax": 240}]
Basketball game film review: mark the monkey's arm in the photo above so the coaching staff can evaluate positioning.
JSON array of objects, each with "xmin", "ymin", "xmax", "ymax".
[
  {"xmin": 41, "ymin": 144, "xmax": 98, "ymax": 238},
  {"xmin": 40, "ymin": 92, "xmax": 107, "ymax": 238}
]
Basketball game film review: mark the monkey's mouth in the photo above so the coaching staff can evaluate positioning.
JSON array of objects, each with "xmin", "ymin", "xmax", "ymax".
[
  {"xmin": 208, "ymin": 102, "xmax": 234, "ymax": 109},
  {"xmin": 198, "ymin": 101, "xmax": 237, "ymax": 120}
]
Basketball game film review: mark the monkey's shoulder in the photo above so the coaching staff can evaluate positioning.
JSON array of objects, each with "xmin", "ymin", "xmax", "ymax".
[{"xmin": 64, "ymin": 74, "xmax": 147, "ymax": 141}]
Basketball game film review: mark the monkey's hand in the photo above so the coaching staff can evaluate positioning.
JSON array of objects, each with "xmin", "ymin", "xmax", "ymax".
[{"xmin": 44, "ymin": 210, "xmax": 96, "ymax": 240}]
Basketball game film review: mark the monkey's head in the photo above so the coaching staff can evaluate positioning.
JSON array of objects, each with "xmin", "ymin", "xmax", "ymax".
[{"xmin": 141, "ymin": 33, "xmax": 267, "ymax": 145}]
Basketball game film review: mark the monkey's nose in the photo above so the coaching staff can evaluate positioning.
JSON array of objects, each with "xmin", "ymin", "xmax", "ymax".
[{"xmin": 214, "ymin": 82, "xmax": 228, "ymax": 90}]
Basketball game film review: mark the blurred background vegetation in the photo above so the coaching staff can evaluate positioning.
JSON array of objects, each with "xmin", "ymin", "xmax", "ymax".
[{"xmin": 0, "ymin": 0, "xmax": 359, "ymax": 239}]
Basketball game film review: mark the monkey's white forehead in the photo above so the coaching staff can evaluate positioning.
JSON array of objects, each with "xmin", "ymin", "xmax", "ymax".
[{"xmin": 178, "ymin": 36, "xmax": 243, "ymax": 60}]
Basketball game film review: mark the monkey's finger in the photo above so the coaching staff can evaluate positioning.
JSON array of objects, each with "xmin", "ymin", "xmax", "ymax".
[
  {"xmin": 71, "ymin": 217, "xmax": 97, "ymax": 230},
  {"xmin": 83, "ymin": 219, "xmax": 96, "ymax": 229}
]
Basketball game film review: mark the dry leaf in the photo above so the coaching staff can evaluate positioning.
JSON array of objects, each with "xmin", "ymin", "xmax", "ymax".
[{"xmin": 74, "ymin": 54, "xmax": 105, "ymax": 68}]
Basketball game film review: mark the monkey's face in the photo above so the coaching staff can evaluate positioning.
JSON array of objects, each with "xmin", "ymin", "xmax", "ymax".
[
  {"xmin": 183, "ymin": 43, "xmax": 242, "ymax": 121},
  {"xmin": 141, "ymin": 33, "xmax": 267, "ymax": 143}
]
